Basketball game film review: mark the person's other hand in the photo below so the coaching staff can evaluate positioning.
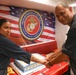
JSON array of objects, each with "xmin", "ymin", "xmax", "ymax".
[
  {"xmin": 46, "ymin": 50, "xmax": 61, "ymax": 61},
  {"xmin": 46, "ymin": 50, "xmax": 69, "ymax": 65}
]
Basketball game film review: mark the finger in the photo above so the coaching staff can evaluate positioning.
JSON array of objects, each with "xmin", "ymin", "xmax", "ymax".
[{"xmin": 45, "ymin": 61, "xmax": 52, "ymax": 68}]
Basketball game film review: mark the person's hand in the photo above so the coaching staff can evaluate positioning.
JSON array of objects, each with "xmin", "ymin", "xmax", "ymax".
[
  {"xmin": 31, "ymin": 53, "xmax": 48, "ymax": 65},
  {"xmin": 46, "ymin": 52, "xmax": 54, "ymax": 61},
  {"xmin": 44, "ymin": 60, "xmax": 53, "ymax": 68},
  {"xmin": 46, "ymin": 50, "xmax": 69, "ymax": 65},
  {"xmin": 38, "ymin": 59, "xmax": 48, "ymax": 65},
  {"xmin": 46, "ymin": 50, "xmax": 61, "ymax": 61},
  {"xmin": 45, "ymin": 50, "xmax": 62, "ymax": 68}
]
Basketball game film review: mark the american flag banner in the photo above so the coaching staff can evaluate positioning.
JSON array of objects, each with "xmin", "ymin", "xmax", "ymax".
[{"xmin": 0, "ymin": 5, "xmax": 56, "ymax": 45}]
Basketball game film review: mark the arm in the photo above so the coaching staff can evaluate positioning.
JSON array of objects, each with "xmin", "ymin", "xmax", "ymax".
[
  {"xmin": 45, "ymin": 27, "xmax": 76, "ymax": 68},
  {"xmin": 0, "ymin": 35, "xmax": 47, "ymax": 64}
]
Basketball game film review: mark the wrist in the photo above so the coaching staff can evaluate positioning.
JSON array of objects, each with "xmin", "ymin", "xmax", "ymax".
[
  {"xmin": 48, "ymin": 61, "xmax": 53, "ymax": 66},
  {"xmin": 31, "ymin": 54, "xmax": 40, "ymax": 63}
]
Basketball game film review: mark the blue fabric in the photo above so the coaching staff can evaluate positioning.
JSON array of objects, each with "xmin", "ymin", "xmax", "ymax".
[{"xmin": 0, "ymin": 34, "xmax": 31, "ymax": 75}]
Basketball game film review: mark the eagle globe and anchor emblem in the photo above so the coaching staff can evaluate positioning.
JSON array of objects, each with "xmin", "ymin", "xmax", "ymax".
[{"xmin": 19, "ymin": 10, "xmax": 44, "ymax": 40}]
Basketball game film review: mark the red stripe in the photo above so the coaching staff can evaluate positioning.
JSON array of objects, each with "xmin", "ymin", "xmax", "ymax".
[
  {"xmin": 12, "ymin": 27, "xmax": 19, "ymax": 31},
  {"xmin": 39, "ymin": 35, "xmax": 55, "ymax": 40},
  {"xmin": 0, "ymin": 16, "xmax": 8, "ymax": 19},
  {"xmin": 44, "ymin": 29, "xmax": 55, "ymax": 34},
  {"xmin": 9, "ymin": 20, "xmax": 18, "ymax": 25},
  {"xmin": 10, "ymin": 33, "xmax": 20, "ymax": 36},
  {"xmin": 0, "ymin": 10, "xmax": 10, "ymax": 15}
]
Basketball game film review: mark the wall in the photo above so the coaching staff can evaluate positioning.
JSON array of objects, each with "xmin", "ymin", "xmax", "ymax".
[
  {"xmin": 73, "ymin": 7, "xmax": 76, "ymax": 13},
  {"xmin": 55, "ymin": 18, "xmax": 69, "ymax": 48}
]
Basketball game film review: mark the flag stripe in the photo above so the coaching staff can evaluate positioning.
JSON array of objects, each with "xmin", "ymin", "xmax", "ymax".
[
  {"xmin": 38, "ymin": 35, "xmax": 55, "ymax": 40},
  {"xmin": 42, "ymin": 32, "xmax": 55, "ymax": 37},
  {"xmin": 44, "ymin": 29, "xmax": 55, "ymax": 34},
  {"xmin": 35, "ymin": 38, "xmax": 55, "ymax": 42},
  {"xmin": 11, "ymin": 24, "xmax": 19, "ymax": 29},
  {"xmin": 10, "ymin": 33, "xmax": 20, "ymax": 36},
  {"xmin": 0, "ymin": 6, "xmax": 10, "ymax": 11},
  {"xmin": 0, "ymin": 11, "xmax": 10, "ymax": 15}
]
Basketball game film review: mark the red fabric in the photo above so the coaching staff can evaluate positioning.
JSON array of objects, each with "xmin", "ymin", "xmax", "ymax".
[
  {"xmin": 44, "ymin": 62, "xmax": 69, "ymax": 75},
  {"xmin": 22, "ymin": 41, "xmax": 57, "ymax": 54}
]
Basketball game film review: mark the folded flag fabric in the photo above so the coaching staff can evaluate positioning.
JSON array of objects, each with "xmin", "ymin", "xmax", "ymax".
[{"xmin": 31, "ymin": 62, "xmax": 69, "ymax": 75}]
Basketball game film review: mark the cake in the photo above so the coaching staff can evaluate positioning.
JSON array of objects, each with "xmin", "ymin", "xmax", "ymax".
[
  {"xmin": 14, "ymin": 59, "xmax": 42, "ymax": 72},
  {"xmin": 14, "ymin": 53, "xmax": 46, "ymax": 73}
]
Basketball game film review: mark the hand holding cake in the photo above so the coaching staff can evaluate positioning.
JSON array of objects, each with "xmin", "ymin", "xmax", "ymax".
[{"xmin": 30, "ymin": 53, "xmax": 48, "ymax": 65}]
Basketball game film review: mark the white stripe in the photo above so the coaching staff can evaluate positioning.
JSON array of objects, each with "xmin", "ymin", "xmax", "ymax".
[
  {"xmin": 42, "ymin": 32, "xmax": 55, "ymax": 37},
  {"xmin": 11, "ymin": 30, "xmax": 20, "ymax": 34},
  {"xmin": 0, "ymin": 13, "xmax": 19, "ymax": 21},
  {"xmin": 0, "ymin": 6, "xmax": 10, "ymax": 11},
  {"xmin": 44, "ymin": 26, "xmax": 55, "ymax": 31},
  {"xmin": 37, "ymin": 38, "xmax": 55, "ymax": 42},
  {"xmin": 11, "ymin": 24, "xmax": 18, "ymax": 28}
]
